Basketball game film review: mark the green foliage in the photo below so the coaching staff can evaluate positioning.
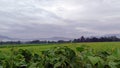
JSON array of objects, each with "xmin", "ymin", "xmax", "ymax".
[
  {"xmin": 0, "ymin": 45, "xmax": 120, "ymax": 68},
  {"xmin": 76, "ymin": 45, "xmax": 120, "ymax": 68},
  {"xmin": 42, "ymin": 46, "xmax": 79, "ymax": 68}
]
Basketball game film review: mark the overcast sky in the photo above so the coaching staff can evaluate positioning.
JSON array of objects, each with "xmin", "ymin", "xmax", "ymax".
[{"xmin": 0, "ymin": 0, "xmax": 120, "ymax": 39}]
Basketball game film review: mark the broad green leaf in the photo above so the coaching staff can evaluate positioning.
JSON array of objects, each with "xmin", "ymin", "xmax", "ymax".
[
  {"xmin": 108, "ymin": 61, "xmax": 117, "ymax": 68},
  {"xmin": 112, "ymin": 48, "xmax": 120, "ymax": 58},
  {"xmin": 88, "ymin": 56, "xmax": 101, "ymax": 65},
  {"xmin": 54, "ymin": 62, "xmax": 62, "ymax": 68},
  {"xmin": 0, "ymin": 66, "xmax": 3, "ymax": 68},
  {"xmin": 85, "ymin": 64, "xmax": 92, "ymax": 68}
]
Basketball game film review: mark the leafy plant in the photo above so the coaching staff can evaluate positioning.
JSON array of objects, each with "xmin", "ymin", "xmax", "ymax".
[
  {"xmin": 42, "ymin": 46, "xmax": 80, "ymax": 68},
  {"xmin": 0, "ymin": 45, "xmax": 120, "ymax": 68}
]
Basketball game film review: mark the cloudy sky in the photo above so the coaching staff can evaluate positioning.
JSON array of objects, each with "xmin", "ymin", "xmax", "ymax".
[{"xmin": 0, "ymin": 0, "xmax": 120, "ymax": 39}]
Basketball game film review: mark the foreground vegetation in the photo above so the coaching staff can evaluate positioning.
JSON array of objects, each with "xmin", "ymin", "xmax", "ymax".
[{"xmin": 0, "ymin": 42, "xmax": 120, "ymax": 68}]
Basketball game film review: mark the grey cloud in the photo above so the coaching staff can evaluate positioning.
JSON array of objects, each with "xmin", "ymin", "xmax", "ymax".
[{"xmin": 0, "ymin": 0, "xmax": 120, "ymax": 39}]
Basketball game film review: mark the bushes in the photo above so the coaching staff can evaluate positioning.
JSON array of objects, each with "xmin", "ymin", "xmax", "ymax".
[
  {"xmin": 42, "ymin": 46, "xmax": 79, "ymax": 68},
  {"xmin": 0, "ymin": 46, "xmax": 120, "ymax": 68}
]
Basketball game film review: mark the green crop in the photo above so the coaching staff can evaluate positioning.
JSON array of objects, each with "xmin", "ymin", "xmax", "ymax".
[{"xmin": 0, "ymin": 44, "xmax": 120, "ymax": 68}]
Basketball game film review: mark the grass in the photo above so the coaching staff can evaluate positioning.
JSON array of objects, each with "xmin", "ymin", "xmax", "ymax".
[{"xmin": 0, "ymin": 42, "xmax": 120, "ymax": 55}]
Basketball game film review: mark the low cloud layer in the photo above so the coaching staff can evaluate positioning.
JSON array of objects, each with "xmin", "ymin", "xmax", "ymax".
[{"xmin": 0, "ymin": 0, "xmax": 120, "ymax": 39}]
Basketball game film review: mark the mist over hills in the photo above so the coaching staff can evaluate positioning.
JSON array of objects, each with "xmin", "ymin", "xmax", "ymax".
[
  {"xmin": 104, "ymin": 34, "xmax": 120, "ymax": 38},
  {"xmin": 0, "ymin": 35, "xmax": 12, "ymax": 41},
  {"xmin": 0, "ymin": 35, "xmax": 73, "ymax": 41},
  {"xmin": 0, "ymin": 34, "xmax": 120, "ymax": 41}
]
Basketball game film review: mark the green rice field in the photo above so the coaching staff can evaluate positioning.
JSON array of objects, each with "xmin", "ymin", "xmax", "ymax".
[
  {"xmin": 0, "ymin": 42, "xmax": 120, "ymax": 54},
  {"xmin": 1, "ymin": 42, "xmax": 120, "ymax": 68}
]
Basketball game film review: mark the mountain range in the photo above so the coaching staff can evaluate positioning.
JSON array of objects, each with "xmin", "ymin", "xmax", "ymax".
[
  {"xmin": 0, "ymin": 35, "xmax": 13, "ymax": 41},
  {"xmin": 0, "ymin": 35, "xmax": 73, "ymax": 41},
  {"xmin": 104, "ymin": 34, "xmax": 120, "ymax": 38},
  {"xmin": 0, "ymin": 34, "xmax": 120, "ymax": 41}
]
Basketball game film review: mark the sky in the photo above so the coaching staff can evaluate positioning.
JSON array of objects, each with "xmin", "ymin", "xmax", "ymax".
[{"xmin": 0, "ymin": 0, "xmax": 120, "ymax": 39}]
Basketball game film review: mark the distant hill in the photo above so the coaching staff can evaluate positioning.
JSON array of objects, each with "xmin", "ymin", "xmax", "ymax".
[
  {"xmin": 0, "ymin": 35, "xmax": 21, "ymax": 41},
  {"xmin": 2, "ymin": 34, "xmax": 120, "ymax": 41},
  {"xmin": 0, "ymin": 35, "xmax": 73, "ymax": 41},
  {"xmin": 104, "ymin": 34, "xmax": 120, "ymax": 38},
  {"xmin": 23, "ymin": 37, "xmax": 73, "ymax": 41},
  {"xmin": 0, "ymin": 35, "xmax": 12, "ymax": 41},
  {"xmin": 38, "ymin": 37, "xmax": 73, "ymax": 41},
  {"xmin": 0, "ymin": 34, "xmax": 120, "ymax": 41}
]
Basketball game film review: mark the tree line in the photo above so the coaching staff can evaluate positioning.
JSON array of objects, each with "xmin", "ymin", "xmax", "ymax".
[
  {"xmin": 0, "ymin": 36, "xmax": 120, "ymax": 45},
  {"xmin": 73, "ymin": 36, "xmax": 120, "ymax": 42}
]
